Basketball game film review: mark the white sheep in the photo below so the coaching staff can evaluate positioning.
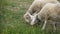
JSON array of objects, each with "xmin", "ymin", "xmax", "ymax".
[
  {"xmin": 24, "ymin": 0, "xmax": 59, "ymax": 23},
  {"xmin": 30, "ymin": 3, "xmax": 60, "ymax": 31}
]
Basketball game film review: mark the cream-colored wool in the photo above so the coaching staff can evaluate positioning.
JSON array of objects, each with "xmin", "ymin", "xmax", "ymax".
[
  {"xmin": 24, "ymin": 0, "xmax": 59, "ymax": 23},
  {"xmin": 37, "ymin": 3, "xmax": 60, "ymax": 30}
]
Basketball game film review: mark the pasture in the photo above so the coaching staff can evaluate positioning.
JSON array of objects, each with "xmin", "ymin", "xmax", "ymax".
[{"xmin": 0, "ymin": 0, "xmax": 60, "ymax": 34}]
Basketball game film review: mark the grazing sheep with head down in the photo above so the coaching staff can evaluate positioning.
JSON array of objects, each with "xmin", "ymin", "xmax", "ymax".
[
  {"xmin": 30, "ymin": 3, "xmax": 60, "ymax": 31},
  {"xmin": 24, "ymin": 0, "xmax": 59, "ymax": 23}
]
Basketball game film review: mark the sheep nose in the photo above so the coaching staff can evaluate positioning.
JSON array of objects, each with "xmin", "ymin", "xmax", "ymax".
[{"xmin": 26, "ymin": 16, "xmax": 29, "ymax": 19}]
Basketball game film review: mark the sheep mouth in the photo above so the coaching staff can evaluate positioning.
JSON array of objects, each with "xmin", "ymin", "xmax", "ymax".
[{"xmin": 30, "ymin": 14, "xmax": 42, "ymax": 25}]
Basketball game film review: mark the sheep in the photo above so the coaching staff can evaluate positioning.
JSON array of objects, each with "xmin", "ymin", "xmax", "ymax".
[
  {"xmin": 24, "ymin": 0, "xmax": 59, "ymax": 23},
  {"xmin": 30, "ymin": 3, "xmax": 60, "ymax": 31}
]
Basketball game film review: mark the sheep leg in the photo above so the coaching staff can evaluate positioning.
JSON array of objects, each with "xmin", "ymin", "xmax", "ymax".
[
  {"xmin": 52, "ymin": 22, "xmax": 57, "ymax": 32},
  {"xmin": 42, "ymin": 20, "xmax": 47, "ymax": 30}
]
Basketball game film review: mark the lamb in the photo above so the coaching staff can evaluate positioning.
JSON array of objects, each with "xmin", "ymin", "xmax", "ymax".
[
  {"xmin": 30, "ymin": 3, "xmax": 60, "ymax": 31},
  {"xmin": 24, "ymin": 0, "xmax": 59, "ymax": 23}
]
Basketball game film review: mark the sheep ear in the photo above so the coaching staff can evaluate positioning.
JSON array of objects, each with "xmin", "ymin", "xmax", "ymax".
[{"xmin": 28, "ymin": 13, "xmax": 33, "ymax": 17}]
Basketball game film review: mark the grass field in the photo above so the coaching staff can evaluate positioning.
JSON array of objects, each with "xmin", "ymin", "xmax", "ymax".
[{"xmin": 0, "ymin": 0, "xmax": 60, "ymax": 34}]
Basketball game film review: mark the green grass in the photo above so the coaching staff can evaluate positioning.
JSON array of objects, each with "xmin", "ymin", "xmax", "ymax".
[{"xmin": 0, "ymin": 0, "xmax": 60, "ymax": 34}]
